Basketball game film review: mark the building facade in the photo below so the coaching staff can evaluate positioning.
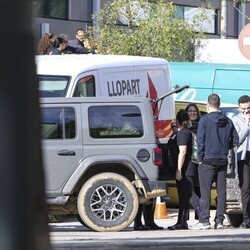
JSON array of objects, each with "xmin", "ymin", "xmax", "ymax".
[{"xmin": 34, "ymin": 0, "xmax": 250, "ymax": 42}]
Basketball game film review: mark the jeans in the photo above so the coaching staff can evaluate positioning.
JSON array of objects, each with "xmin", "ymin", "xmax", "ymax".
[
  {"xmin": 238, "ymin": 160, "xmax": 250, "ymax": 219},
  {"xmin": 198, "ymin": 162, "xmax": 227, "ymax": 224},
  {"xmin": 186, "ymin": 175, "xmax": 200, "ymax": 209}
]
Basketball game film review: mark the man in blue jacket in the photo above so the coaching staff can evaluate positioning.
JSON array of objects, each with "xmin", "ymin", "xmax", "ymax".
[{"xmin": 190, "ymin": 93, "xmax": 239, "ymax": 230}]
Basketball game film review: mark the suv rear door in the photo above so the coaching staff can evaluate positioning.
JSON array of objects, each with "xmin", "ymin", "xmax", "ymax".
[{"xmin": 41, "ymin": 103, "xmax": 83, "ymax": 195}]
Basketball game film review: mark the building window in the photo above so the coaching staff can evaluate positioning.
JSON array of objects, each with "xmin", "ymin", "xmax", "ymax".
[
  {"xmin": 175, "ymin": 5, "xmax": 216, "ymax": 34},
  {"xmin": 33, "ymin": 0, "xmax": 68, "ymax": 19}
]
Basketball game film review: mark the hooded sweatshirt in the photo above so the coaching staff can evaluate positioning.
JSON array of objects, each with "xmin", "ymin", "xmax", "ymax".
[{"xmin": 197, "ymin": 111, "xmax": 239, "ymax": 163}]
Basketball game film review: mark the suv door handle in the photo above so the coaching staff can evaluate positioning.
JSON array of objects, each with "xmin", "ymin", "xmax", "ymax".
[{"xmin": 57, "ymin": 150, "xmax": 76, "ymax": 156}]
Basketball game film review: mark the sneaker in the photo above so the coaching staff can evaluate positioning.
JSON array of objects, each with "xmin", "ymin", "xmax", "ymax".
[
  {"xmin": 240, "ymin": 219, "xmax": 250, "ymax": 229},
  {"xmin": 214, "ymin": 222, "xmax": 224, "ymax": 229},
  {"xmin": 189, "ymin": 222, "xmax": 211, "ymax": 230}
]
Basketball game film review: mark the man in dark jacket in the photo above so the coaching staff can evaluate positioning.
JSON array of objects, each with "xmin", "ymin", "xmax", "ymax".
[
  {"xmin": 190, "ymin": 94, "xmax": 239, "ymax": 230},
  {"xmin": 68, "ymin": 28, "xmax": 94, "ymax": 54}
]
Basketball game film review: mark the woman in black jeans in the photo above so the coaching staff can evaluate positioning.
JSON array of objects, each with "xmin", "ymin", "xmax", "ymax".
[{"xmin": 168, "ymin": 110, "xmax": 193, "ymax": 230}]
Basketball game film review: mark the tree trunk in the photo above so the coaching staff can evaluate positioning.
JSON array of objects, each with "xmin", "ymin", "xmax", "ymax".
[{"xmin": 0, "ymin": 1, "xmax": 51, "ymax": 250}]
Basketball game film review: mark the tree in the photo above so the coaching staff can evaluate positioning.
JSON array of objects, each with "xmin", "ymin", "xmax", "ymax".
[
  {"xmin": 0, "ymin": 0, "xmax": 51, "ymax": 249},
  {"xmin": 92, "ymin": 0, "xmax": 208, "ymax": 61}
]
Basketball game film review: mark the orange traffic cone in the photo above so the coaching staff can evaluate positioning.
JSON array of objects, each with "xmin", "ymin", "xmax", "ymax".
[{"xmin": 154, "ymin": 196, "xmax": 169, "ymax": 219}]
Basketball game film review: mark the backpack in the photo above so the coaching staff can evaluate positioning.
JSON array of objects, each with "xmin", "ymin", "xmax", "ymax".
[{"xmin": 191, "ymin": 132, "xmax": 199, "ymax": 164}]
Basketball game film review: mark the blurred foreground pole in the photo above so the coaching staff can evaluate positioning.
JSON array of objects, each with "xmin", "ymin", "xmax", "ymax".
[{"xmin": 0, "ymin": 1, "xmax": 51, "ymax": 250}]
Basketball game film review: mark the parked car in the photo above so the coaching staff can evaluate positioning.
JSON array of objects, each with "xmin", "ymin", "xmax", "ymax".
[
  {"xmin": 174, "ymin": 100, "xmax": 238, "ymax": 117},
  {"xmin": 42, "ymin": 96, "xmax": 167, "ymax": 232},
  {"xmin": 36, "ymin": 54, "xmax": 175, "ymax": 144}
]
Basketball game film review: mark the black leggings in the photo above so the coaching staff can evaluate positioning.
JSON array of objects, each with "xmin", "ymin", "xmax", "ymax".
[{"xmin": 176, "ymin": 174, "xmax": 200, "ymax": 210}]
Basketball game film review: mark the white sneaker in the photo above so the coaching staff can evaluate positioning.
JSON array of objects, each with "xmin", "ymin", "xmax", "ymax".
[
  {"xmin": 214, "ymin": 222, "xmax": 224, "ymax": 229},
  {"xmin": 189, "ymin": 222, "xmax": 211, "ymax": 230}
]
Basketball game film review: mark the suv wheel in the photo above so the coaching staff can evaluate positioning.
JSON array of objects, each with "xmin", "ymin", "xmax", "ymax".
[
  {"xmin": 77, "ymin": 172, "xmax": 139, "ymax": 232},
  {"xmin": 75, "ymin": 214, "xmax": 90, "ymax": 229}
]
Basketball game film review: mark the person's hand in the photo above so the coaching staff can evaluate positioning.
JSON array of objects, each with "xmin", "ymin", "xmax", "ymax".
[
  {"xmin": 176, "ymin": 169, "xmax": 182, "ymax": 181},
  {"xmin": 246, "ymin": 116, "xmax": 250, "ymax": 126}
]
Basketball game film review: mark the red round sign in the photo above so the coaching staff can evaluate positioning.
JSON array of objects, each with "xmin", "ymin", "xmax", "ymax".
[{"xmin": 238, "ymin": 23, "xmax": 250, "ymax": 60}]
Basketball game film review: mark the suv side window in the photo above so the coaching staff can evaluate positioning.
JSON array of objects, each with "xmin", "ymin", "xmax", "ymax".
[
  {"xmin": 41, "ymin": 107, "xmax": 76, "ymax": 139},
  {"xmin": 73, "ymin": 75, "xmax": 95, "ymax": 97},
  {"xmin": 89, "ymin": 106, "xmax": 143, "ymax": 138}
]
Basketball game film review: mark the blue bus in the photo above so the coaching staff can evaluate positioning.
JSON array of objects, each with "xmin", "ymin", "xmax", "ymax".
[{"xmin": 169, "ymin": 62, "xmax": 250, "ymax": 104}]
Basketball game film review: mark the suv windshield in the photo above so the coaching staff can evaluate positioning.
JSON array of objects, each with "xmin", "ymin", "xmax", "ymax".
[{"xmin": 39, "ymin": 75, "xmax": 70, "ymax": 97}]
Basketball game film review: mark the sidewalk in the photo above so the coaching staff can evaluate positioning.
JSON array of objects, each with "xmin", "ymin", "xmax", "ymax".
[
  {"xmin": 152, "ymin": 208, "xmax": 230, "ymax": 229},
  {"xmin": 51, "ymin": 208, "xmax": 250, "ymax": 250}
]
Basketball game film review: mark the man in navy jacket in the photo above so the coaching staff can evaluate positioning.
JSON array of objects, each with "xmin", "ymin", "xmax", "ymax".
[
  {"xmin": 190, "ymin": 93, "xmax": 239, "ymax": 230},
  {"xmin": 68, "ymin": 28, "xmax": 94, "ymax": 54}
]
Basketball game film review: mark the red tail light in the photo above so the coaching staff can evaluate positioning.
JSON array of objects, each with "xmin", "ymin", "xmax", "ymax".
[{"xmin": 153, "ymin": 148, "xmax": 162, "ymax": 166}]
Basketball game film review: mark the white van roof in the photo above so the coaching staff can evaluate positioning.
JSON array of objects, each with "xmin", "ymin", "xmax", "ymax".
[
  {"xmin": 36, "ymin": 54, "xmax": 168, "ymax": 76},
  {"xmin": 40, "ymin": 96, "xmax": 150, "ymax": 104}
]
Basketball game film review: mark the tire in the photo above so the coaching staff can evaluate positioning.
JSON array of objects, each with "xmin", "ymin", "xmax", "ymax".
[
  {"xmin": 227, "ymin": 213, "xmax": 243, "ymax": 227},
  {"xmin": 77, "ymin": 172, "xmax": 139, "ymax": 232},
  {"xmin": 75, "ymin": 214, "xmax": 90, "ymax": 229}
]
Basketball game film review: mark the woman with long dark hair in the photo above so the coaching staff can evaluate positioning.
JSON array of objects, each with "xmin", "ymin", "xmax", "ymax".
[
  {"xmin": 185, "ymin": 103, "xmax": 202, "ymax": 220},
  {"xmin": 37, "ymin": 32, "xmax": 56, "ymax": 55},
  {"xmin": 168, "ymin": 110, "xmax": 192, "ymax": 230},
  {"xmin": 49, "ymin": 37, "xmax": 68, "ymax": 55}
]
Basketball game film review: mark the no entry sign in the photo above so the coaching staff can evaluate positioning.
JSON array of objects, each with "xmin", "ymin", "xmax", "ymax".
[{"xmin": 238, "ymin": 23, "xmax": 250, "ymax": 60}]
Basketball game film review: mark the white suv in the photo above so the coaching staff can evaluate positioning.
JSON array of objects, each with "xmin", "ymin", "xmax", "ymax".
[{"xmin": 41, "ymin": 97, "xmax": 166, "ymax": 232}]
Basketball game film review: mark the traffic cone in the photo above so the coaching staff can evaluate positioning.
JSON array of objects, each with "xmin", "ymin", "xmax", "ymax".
[{"xmin": 154, "ymin": 196, "xmax": 169, "ymax": 219}]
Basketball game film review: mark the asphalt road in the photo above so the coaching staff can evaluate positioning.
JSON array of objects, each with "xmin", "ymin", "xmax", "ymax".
[{"xmin": 50, "ymin": 209, "xmax": 250, "ymax": 250}]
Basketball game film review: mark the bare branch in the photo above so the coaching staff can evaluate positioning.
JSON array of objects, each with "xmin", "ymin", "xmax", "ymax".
[{"xmin": 228, "ymin": 0, "xmax": 250, "ymax": 21}]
